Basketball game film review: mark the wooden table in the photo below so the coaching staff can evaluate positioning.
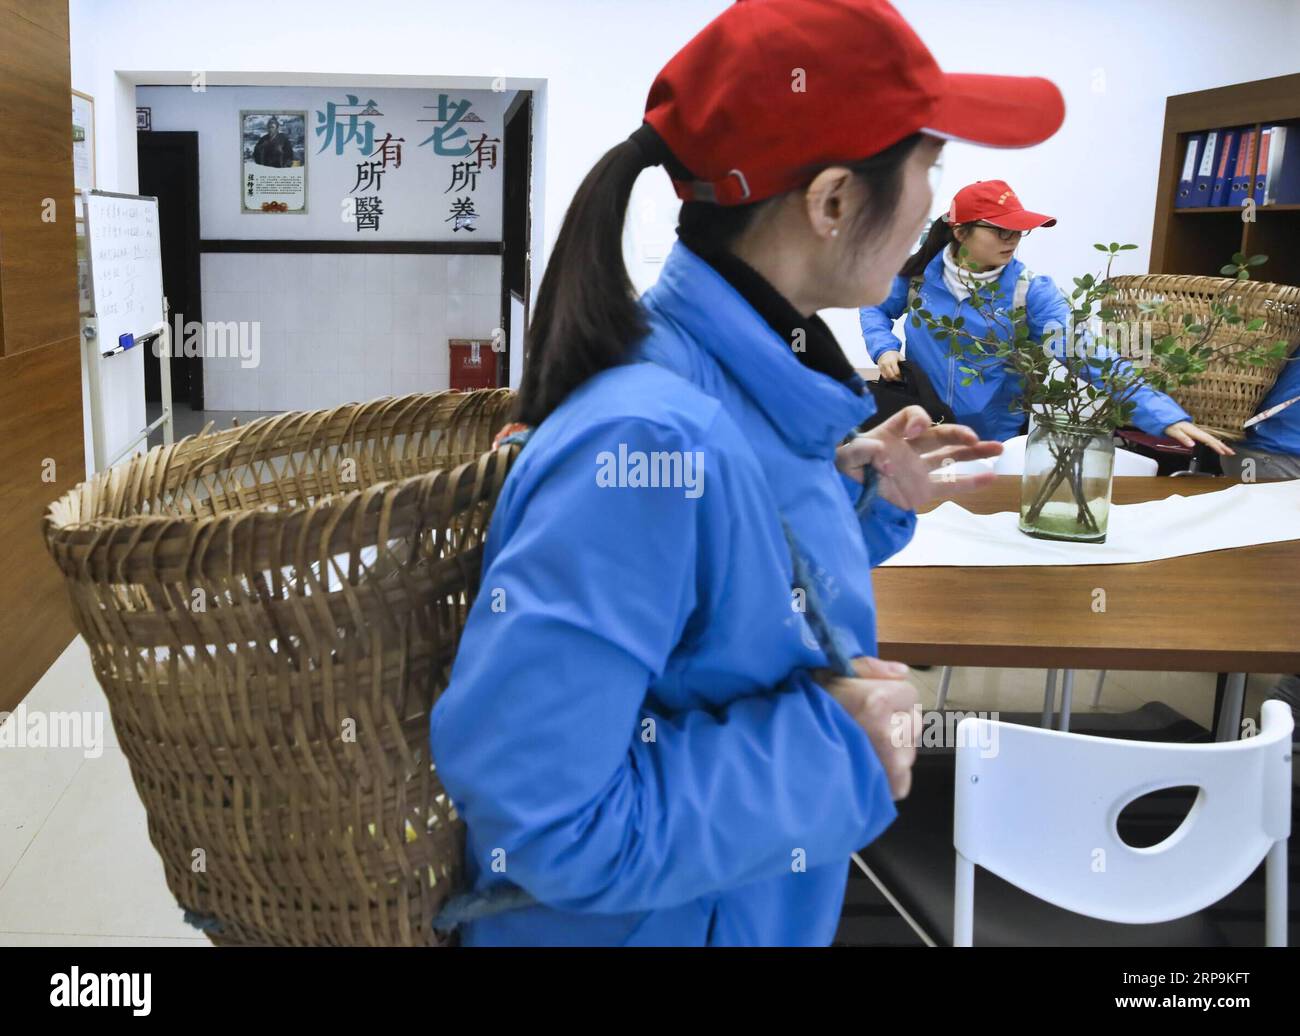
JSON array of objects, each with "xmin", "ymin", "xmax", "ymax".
[{"xmin": 872, "ymin": 476, "xmax": 1300, "ymax": 738}]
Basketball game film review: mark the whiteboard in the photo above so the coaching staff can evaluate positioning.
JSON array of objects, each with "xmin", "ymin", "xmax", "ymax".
[
  {"xmin": 82, "ymin": 191, "xmax": 166, "ymax": 472},
  {"xmin": 85, "ymin": 192, "xmax": 162, "ymax": 332}
]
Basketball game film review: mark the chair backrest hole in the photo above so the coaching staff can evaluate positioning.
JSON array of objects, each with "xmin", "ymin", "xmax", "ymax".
[{"xmin": 1116, "ymin": 785, "xmax": 1202, "ymax": 849}]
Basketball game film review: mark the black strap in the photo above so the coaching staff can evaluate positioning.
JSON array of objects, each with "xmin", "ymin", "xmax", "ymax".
[{"xmin": 862, "ymin": 360, "xmax": 958, "ymax": 431}]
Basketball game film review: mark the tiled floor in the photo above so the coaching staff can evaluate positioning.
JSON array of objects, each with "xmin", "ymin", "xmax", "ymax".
[
  {"xmin": 0, "ymin": 636, "xmax": 1286, "ymax": 946},
  {"xmin": 0, "ymin": 638, "xmax": 209, "ymax": 946},
  {"xmin": 146, "ymin": 401, "xmax": 280, "ymax": 449}
]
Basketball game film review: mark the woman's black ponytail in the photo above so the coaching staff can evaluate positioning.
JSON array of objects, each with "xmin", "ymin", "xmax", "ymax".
[
  {"xmin": 516, "ymin": 126, "xmax": 670, "ymax": 426},
  {"xmin": 898, "ymin": 215, "xmax": 958, "ymax": 280}
]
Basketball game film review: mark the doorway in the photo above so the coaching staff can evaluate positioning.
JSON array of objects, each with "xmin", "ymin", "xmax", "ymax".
[
  {"xmin": 501, "ymin": 91, "xmax": 533, "ymax": 388},
  {"xmin": 137, "ymin": 130, "xmax": 203, "ymax": 407}
]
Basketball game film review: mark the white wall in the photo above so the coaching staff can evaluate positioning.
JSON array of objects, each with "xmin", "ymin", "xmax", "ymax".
[
  {"xmin": 71, "ymin": 0, "xmax": 1300, "ymax": 378},
  {"xmin": 136, "ymin": 85, "xmax": 509, "ymax": 240},
  {"xmin": 200, "ymin": 252, "xmax": 501, "ymax": 410}
]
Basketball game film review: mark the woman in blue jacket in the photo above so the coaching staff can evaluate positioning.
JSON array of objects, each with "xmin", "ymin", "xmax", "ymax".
[
  {"xmin": 861, "ymin": 180, "xmax": 1232, "ymax": 453},
  {"xmin": 429, "ymin": 0, "xmax": 1064, "ymax": 946},
  {"xmin": 1223, "ymin": 349, "xmax": 1300, "ymax": 480},
  {"xmin": 1222, "ymin": 350, "xmax": 1300, "ymax": 749}
]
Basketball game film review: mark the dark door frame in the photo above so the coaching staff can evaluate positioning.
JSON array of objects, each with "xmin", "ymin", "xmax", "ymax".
[
  {"xmin": 501, "ymin": 90, "xmax": 534, "ymax": 389},
  {"xmin": 137, "ymin": 129, "xmax": 203, "ymax": 408}
]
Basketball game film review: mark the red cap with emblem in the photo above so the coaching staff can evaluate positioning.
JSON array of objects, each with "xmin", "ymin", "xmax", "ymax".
[
  {"xmin": 643, "ymin": 0, "xmax": 1065, "ymax": 206},
  {"xmin": 946, "ymin": 179, "xmax": 1057, "ymax": 230}
]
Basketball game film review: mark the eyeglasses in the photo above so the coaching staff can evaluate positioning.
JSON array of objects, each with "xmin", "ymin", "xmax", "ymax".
[{"xmin": 971, "ymin": 222, "xmax": 1031, "ymax": 241}]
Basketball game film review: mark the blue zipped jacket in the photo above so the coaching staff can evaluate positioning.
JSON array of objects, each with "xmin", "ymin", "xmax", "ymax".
[
  {"xmin": 859, "ymin": 249, "xmax": 1192, "ymax": 442},
  {"xmin": 429, "ymin": 241, "xmax": 916, "ymax": 946},
  {"xmin": 1245, "ymin": 348, "xmax": 1300, "ymax": 457}
]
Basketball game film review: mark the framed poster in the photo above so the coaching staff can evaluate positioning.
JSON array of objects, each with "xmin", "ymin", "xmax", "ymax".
[
  {"xmin": 72, "ymin": 90, "xmax": 95, "ymax": 219},
  {"xmin": 241, "ymin": 110, "xmax": 307, "ymax": 213}
]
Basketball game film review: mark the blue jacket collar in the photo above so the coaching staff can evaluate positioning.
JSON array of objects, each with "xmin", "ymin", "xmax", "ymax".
[{"xmin": 643, "ymin": 241, "xmax": 875, "ymax": 458}]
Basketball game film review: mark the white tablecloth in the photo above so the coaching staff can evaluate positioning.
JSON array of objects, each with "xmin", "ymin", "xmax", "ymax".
[{"xmin": 880, "ymin": 480, "xmax": 1300, "ymax": 567}]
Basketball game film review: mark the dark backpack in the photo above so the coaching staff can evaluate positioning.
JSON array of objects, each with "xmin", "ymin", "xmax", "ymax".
[{"xmin": 861, "ymin": 358, "xmax": 958, "ymax": 430}]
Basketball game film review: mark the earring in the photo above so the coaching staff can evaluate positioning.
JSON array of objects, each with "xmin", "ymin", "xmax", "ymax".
[{"xmin": 830, "ymin": 227, "xmax": 839, "ymax": 238}]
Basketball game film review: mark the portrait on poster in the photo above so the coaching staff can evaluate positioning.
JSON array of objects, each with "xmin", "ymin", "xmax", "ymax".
[{"xmin": 241, "ymin": 110, "xmax": 307, "ymax": 213}]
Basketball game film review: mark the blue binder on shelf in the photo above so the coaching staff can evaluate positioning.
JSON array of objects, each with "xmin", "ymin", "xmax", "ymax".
[
  {"xmin": 1263, "ymin": 124, "xmax": 1300, "ymax": 205},
  {"xmin": 1209, "ymin": 128, "xmax": 1239, "ymax": 207},
  {"xmin": 1174, "ymin": 133, "xmax": 1205, "ymax": 209},
  {"xmin": 1229, "ymin": 127, "xmax": 1258, "ymax": 203},
  {"xmin": 1190, "ymin": 129, "xmax": 1219, "ymax": 206},
  {"xmin": 1252, "ymin": 127, "xmax": 1273, "ymax": 206}
]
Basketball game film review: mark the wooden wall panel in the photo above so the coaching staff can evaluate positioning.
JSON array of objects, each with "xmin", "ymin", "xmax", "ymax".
[
  {"xmin": 0, "ymin": 0, "xmax": 85, "ymax": 712},
  {"xmin": 0, "ymin": 0, "xmax": 79, "ymax": 357},
  {"xmin": 5, "ymin": 0, "xmax": 66, "ymax": 34},
  {"xmin": 0, "ymin": 341, "xmax": 83, "ymax": 712}
]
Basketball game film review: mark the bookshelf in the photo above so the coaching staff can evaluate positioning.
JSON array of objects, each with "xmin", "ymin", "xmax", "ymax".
[{"xmin": 1150, "ymin": 72, "xmax": 1300, "ymax": 286}]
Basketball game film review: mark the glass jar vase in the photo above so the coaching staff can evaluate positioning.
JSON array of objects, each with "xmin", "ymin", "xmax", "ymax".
[{"xmin": 1019, "ymin": 416, "xmax": 1116, "ymax": 543}]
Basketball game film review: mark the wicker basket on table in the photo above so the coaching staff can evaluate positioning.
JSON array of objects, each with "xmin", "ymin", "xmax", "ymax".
[
  {"xmin": 1102, "ymin": 275, "xmax": 1300, "ymax": 442},
  {"xmin": 42, "ymin": 389, "xmax": 518, "ymax": 946}
]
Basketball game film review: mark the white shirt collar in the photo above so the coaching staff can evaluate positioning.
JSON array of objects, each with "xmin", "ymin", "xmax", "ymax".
[{"xmin": 941, "ymin": 244, "xmax": 1004, "ymax": 302}]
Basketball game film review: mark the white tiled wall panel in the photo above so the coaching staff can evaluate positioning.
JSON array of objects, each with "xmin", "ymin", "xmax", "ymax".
[{"xmin": 199, "ymin": 253, "xmax": 502, "ymax": 411}]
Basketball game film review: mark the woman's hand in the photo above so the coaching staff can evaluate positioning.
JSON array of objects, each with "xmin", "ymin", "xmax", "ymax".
[
  {"xmin": 814, "ymin": 656, "xmax": 920, "ymax": 800},
  {"xmin": 875, "ymin": 350, "xmax": 903, "ymax": 381},
  {"xmin": 1164, "ymin": 420, "xmax": 1234, "ymax": 456},
  {"xmin": 836, "ymin": 405, "xmax": 1003, "ymax": 510}
]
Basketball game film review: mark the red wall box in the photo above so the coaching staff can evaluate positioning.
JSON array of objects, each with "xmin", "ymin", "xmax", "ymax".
[{"xmin": 448, "ymin": 338, "xmax": 500, "ymax": 391}]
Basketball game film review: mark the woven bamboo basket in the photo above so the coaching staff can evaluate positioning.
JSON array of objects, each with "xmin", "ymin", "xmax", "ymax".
[
  {"xmin": 42, "ymin": 389, "xmax": 518, "ymax": 946},
  {"xmin": 1102, "ymin": 275, "xmax": 1300, "ymax": 441}
]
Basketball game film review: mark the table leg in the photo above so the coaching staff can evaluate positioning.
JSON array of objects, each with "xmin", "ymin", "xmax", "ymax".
[
  {"xmin": 936, "ymin": 666, "xmax": 954, "ymax": 711},
  {"xmin": 1090, "ymin": 670, "xmax": 1107, "ymax": 708},
  {"xmin": 1041, "ymin": 669, "xmax": 1058, "ymax": 728},
  {"xmin": 1058, "ymin": 670, "xmax": 1075, "ymax": 732},
  {"xmin": 1215, "ymin": 672, "xmax": 1247, "ymax": 742}
]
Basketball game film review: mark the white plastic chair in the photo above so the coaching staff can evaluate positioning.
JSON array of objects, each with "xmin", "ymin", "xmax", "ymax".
[
  {"xmin": 938, "ymin": 438, "xmax": 1157, "ymax": 723},
  {"xmin": 990, "ymin": 433, "xmax": 1156, "ymax": 478},
  {"xmin": 990, "ymin": 433, "xmax": 1029, "ymax": 476},
  {"xmin": 932, "ymin": 457, "xmax": 996, "ymax": 479},
  {"xmin": 952, "ymin": 700, "xmax": 1293, "ymax": 946},
  {"xmin": 1113, "ymin": 448, "xmax": 1159, "ymax": 478}
]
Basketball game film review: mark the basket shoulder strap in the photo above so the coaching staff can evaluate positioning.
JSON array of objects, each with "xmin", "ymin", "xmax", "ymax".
[
  {"xmin": 1013, "ymin": 268, "xmax": 1033, "ymax": 314},
  {"xmin": 906, "ymin": 277, "xmax": 923, "ymax": 312}
]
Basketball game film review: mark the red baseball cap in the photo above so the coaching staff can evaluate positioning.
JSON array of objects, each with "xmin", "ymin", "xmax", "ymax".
[
  {"xmin": 643, "ymin": 0, "xmax": 1065, "ymax": 206},
  {"xmin": 946, "ymin": 179, "xmax": 1057, "ymax": 230}
]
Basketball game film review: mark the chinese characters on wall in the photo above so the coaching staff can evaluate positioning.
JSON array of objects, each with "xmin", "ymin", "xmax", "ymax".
[{"xmin": 305, "ymin": 91, "xmax": 502, "ymax": 234}]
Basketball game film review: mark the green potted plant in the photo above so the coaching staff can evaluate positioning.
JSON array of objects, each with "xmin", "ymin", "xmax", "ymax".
[{"xmin": 908, "ymin": 245, "xmax": 1290, "ymax": 542}]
